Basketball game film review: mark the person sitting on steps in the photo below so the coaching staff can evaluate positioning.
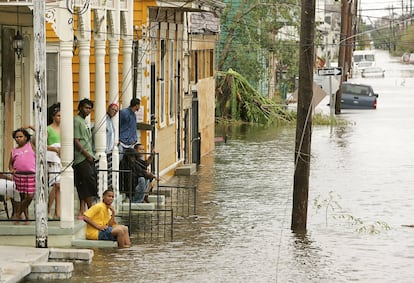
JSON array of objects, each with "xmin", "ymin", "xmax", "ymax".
[
  {"xmin": 120, "ymin": 147, "xmax": 157, "ymax": 203},
  {"xmin": 134, "ymin": 143, "xmax": 158, "ymax": 203},
  {"xmin": 83, "ymin": 189, "xmax": 131, "ymax": 249}
]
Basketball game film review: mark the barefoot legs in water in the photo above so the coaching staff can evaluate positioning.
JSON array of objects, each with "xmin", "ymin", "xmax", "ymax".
[{"xmin": 112, "ymin": 225, "xmax": 131, "ymax": 248}]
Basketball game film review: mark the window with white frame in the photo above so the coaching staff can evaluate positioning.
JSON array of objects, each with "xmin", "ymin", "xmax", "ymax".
[
  {"xmin": 46, "ymin": 52, "xmax": 58, "ymax": 106},
  {"xmin": 168, "ymin": 39, "xmax": 175, "ymax": 122},
  {"xmin": 160, "ymin": 39, "xmax": 166, "ymax": 126}
]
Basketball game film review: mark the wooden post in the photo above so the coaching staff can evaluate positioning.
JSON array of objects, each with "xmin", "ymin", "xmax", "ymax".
[
  {"xmin": 33, "ymin": 0, "xmax": 48, "ymax": 248},
  {"xmin": 291, "ymin": 0, "xmax": 315, "ymax": 232},
  {"xmin": 335, "ymin": 0, "xmax": 350, "ymax": 114},
  {"xmin": 345, "ymin": 1, "xmax": 354, "ymax": 80}
]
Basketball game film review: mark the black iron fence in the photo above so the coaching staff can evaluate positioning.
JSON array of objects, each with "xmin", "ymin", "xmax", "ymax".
[
  {"xmin": 126, "ymin": 209, "xmax": 174, "ymax": 243},
  {"xmin": 157, "ymin": 184, "xmax": 197, "ymax": 216},
  {"xmin": 118, "ymin": 183, "xmax": 197, "ymax": 243},
  {"xmin": 1, "ymin": 164, "xmax": 198, "ymax": 244}
]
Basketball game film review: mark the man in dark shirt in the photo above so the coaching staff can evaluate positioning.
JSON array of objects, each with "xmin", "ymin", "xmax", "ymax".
[{"xmin": 120, "ymin": 145, "xmax": 156, "ymax": 203}]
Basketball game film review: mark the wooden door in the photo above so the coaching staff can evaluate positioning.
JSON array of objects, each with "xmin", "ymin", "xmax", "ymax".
[{"xmin": 1, "ymin": 28, "xmax": 16, "ymax": 171}]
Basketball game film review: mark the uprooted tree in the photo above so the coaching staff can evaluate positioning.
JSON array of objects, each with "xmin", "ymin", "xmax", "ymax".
[
  {"xmin": 216, "ymin": 0, "xmax": 300, "ymax": 94},
  {"xmin": 215, "ymin": 69, "xmax": 295, "ymax": 125}
]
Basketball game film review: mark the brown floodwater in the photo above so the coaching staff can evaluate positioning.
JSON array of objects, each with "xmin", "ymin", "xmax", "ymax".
[{"xmin": 28, "ymin": 51, "xmax": 414, "ymax": 283}]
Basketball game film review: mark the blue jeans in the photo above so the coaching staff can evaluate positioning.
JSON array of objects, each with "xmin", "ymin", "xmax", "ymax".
[
  {"xmin": 118, "ymin": 144, "xmax": 127, "ymax": 162},
  {"xmin": 132, "ymin": 177, "xmax": 148, "ymax": 203},
  {"xmin": 98, "ymin": 227, "xmax": 116, "ymax": 241},
  {"xmin": 118, "ymin": 142, "xmax": 136, "ymax": 162}
]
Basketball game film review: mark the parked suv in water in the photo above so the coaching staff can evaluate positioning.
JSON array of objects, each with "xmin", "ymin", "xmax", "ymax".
[{"xmin": 340, "ymin": 82, "xmax": 379, "ymax": 109}]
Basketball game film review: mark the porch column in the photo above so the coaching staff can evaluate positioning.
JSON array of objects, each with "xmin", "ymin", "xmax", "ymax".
[
  {"xmin": 78, "ymin": 40, "xmax": 91, "ymax": 102},
  {"xmin": 59, "ymin": 41, "xmax": 75, "ymax": 228},
  {"xmin": 121, "ymin": 39, "xmax": 133, "ymax": 107},
  {"xmin": 108, "ymin": 39, "xmax": 120, "ymax": 195},
  {"xmin": 121, "ymin": 7, "xmax": 134, "ymax": 107},
  {"xmin": 77, "ymin": 8, "xmax": 91, "ymax": 103},
  {"xmin": 94, "ymin": 39, "xmax": 108, "ymax": 197}
]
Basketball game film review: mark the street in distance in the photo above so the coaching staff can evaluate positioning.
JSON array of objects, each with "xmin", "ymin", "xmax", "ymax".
[{"xmin": 317, "ymin": 67, "xmax": 342, "ymax": 76}]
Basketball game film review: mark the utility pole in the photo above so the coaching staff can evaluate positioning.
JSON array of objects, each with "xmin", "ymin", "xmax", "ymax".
[
  {"xmin": 346, "ymin": 1, "xmax": 355, "ymax": 76},
  {"xmin": 335, "ymin": 0, "xmax": 351, "ymax": 114},
  {"xmin": 291, "ymin": 0, "xmax": 315, "ymax": 232},
  {"xmin": 392, "ymin": 6, "xmax": 396, "ymax": 52},
  {"xmin": 33, "ymin": 0, "xmax": 48, "ymax": 248}
]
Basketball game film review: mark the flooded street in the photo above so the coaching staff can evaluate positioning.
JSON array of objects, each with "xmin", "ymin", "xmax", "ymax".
[{"xmin": 65, "ymin": 51, "xmax": 414, "ymax": 283}]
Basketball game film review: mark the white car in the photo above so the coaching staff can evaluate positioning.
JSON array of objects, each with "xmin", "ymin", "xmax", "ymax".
[
  {"xmin": 361, "ymin": 67, "xmax": 385, "ymax": 78},
  {"xmin": 356, "ymin": 61, "xmax": 374, "ymax": 72}
]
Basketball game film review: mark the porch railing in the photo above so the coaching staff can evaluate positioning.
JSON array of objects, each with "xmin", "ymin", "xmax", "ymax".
[
  {"xmin": 117, "ymin": 175, "xmax": 198, "ymax": 243},
  {"xmin": 0, "ymin": 171, "xmax": 42, "ymax": 222},
  {"xmin": 0, "ymin": 168, "xmax": 198, "ymax": 245}
]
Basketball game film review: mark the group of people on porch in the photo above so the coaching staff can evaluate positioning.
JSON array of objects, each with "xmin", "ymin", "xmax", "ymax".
[{"xmin": 1, "ymin": 97, "xmax": 157, "ymax": 228}]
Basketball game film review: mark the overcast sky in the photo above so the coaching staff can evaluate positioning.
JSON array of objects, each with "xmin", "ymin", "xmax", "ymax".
[{"xmin": 359, "ymin": 0, "xmax": 411, "ymax": 19}]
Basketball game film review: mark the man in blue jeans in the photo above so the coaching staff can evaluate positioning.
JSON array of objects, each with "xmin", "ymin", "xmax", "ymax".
[
  {"xmin": 134, "ymin": 143, "xmax": 157, "ymax": 202},
  {"xmin": 119, "ymin": 98, "xmax": 140, "ymax": 161},
  {"xmin": 119, "ymin": 147, "xmax": 157, "ymax": 203}
]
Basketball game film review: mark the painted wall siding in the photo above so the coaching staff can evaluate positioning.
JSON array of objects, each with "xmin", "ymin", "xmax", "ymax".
[
  {"xmin": 189, "ymin": 34, "xmax": 218, "ymax": 157},
  {"xmin": 155, "ymin": 123, "xmax": 177, "ymax": 171},
  {"xmin": 46, "ymin": 21, "xmax": 59, "ymax": 41},
  {"xmin": 134, "ymin": 0, "xmax": 155, "ymax": 28},
  {"xmin": 197, "ymin": 77, "xmax": 215, "ymax": 156}
]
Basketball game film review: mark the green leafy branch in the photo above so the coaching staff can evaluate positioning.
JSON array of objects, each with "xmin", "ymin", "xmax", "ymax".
[{"xmin": 313, "ymin": 191, "xmax": 391, "ymax": 234}]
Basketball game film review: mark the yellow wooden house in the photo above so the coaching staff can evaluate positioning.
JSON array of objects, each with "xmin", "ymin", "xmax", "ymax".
[{"xmin": 0, "ymin": 0, "xmax": 224, "ymax": 231}]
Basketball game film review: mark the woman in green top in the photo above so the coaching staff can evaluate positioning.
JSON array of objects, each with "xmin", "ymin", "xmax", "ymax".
[{"xmin": 47, "ymin": 103, "xmax": 61, "ymax": 220}]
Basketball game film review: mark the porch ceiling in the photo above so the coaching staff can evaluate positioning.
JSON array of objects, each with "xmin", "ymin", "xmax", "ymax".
[{"xmin": 0, "ymin": 6, "xmax": 32, "ymax": 27}]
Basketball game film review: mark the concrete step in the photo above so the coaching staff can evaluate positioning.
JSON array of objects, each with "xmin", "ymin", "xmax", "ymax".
[
  {"xmin": 27, "ymin": 262, "xmax": 73, "ymax": 280},
  {"xmin": 147, "ymin": 195, "xmax": 165, "ymax": 204},
  {"xmin": 175, "ymin": 164, "xmax": 196, "ymax": 176},
  {"xmin": 120, "ymin": 202, "xmax": 156, "ymax": 211},
  {"xmin": 49, "ymin": 248, "xmax": 94, "ymax": 263},
  {"xmin": 71, "ymin": 239, "xmax": 117, "ymax": 248},
  {"xmin": 70, "ymin": 225, "xmax": 118, "ymax": 249},
  {"xmin": 0, "ymin": 246, "xmax": 92, "ymax": 282},
  {"xmin": 120, "ymin": 194, "xmax": 166, "ymax": 212},
  {"xmin": 0, "ymin": 263, "xmax": 31, "ymax": 283}
]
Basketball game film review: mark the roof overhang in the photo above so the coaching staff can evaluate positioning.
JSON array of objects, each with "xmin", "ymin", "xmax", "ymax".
[{"xmin": 154, "ymin": 0, "xmax": 225, "ymax": 16}]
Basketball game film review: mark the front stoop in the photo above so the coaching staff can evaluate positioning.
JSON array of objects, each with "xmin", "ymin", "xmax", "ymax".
[
  {"xmin": 0, "ymin": 246, "xmax": 93, "ymax": 282},
  {"xmin": 0, "ymin": 220, "xmax": 86, "ymax": 247},
  {"xmin": 175, "ymin": 164, "xmax": 197, "ymax": 176},
  {"xmin": 27, "ymin": 262, "xmax": 73, "ymax": 280}
]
